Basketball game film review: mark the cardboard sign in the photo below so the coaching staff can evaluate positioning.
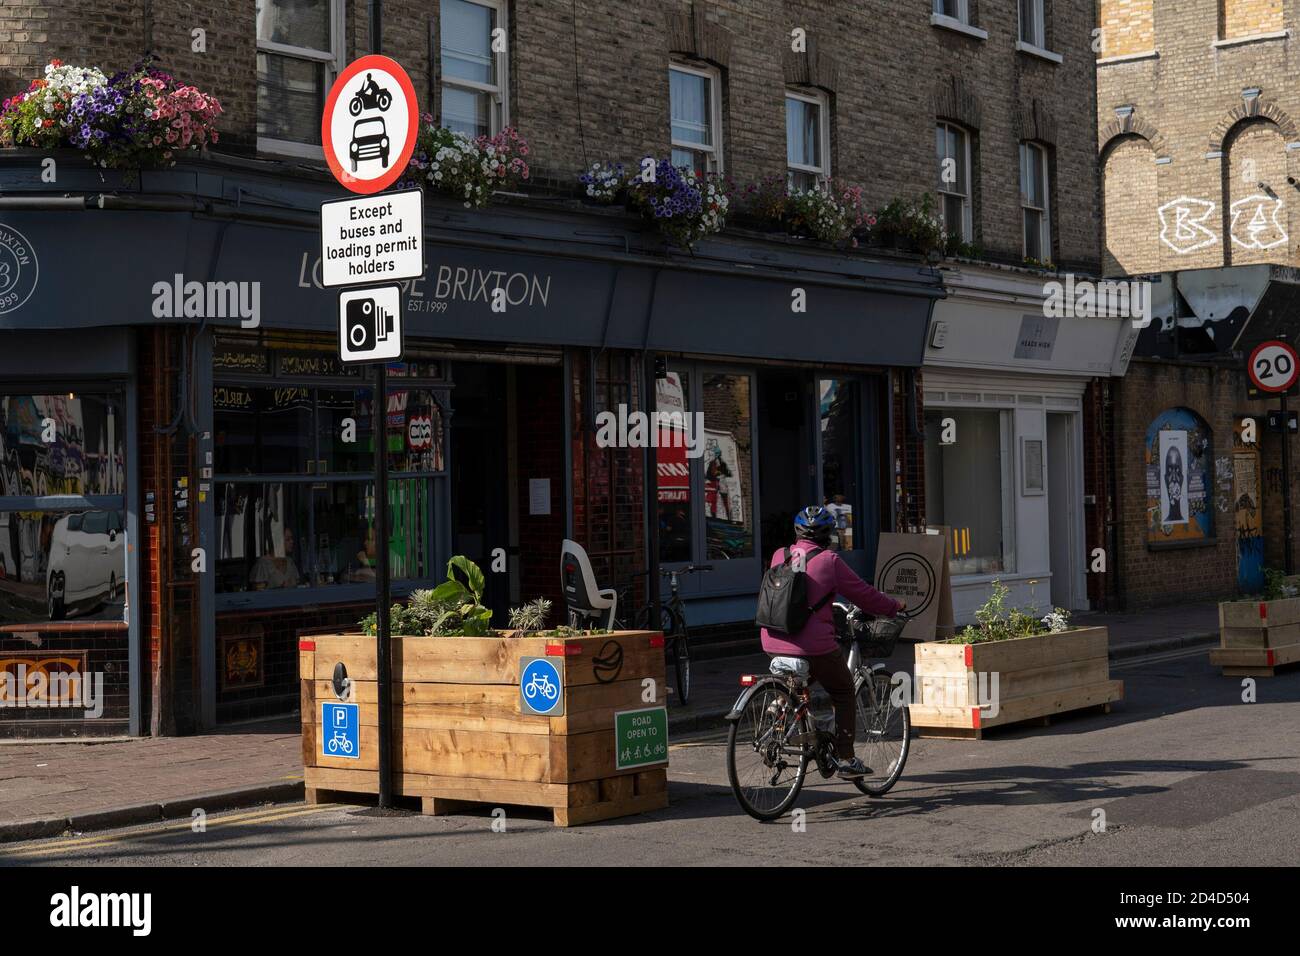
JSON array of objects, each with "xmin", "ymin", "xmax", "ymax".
[{"xmin": 874, "ymin": 529, "xmax": 954, "ymax": 641}]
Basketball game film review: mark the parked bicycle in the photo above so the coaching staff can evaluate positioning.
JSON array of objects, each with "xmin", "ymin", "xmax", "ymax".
[
  {"xmin": 724, "ymin": 602, "xmax": 913, "ymax": 821},
  {"xmin": 615, "ymin": 564, "xmax": 711, "ymax": 706}
]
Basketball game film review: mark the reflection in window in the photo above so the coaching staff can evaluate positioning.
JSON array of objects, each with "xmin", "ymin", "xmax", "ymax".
[
  {"xmin": 703, "ymin": 373, "xmax": 754, "ymax": 559},
  {"xmin": 214, "ymin": 385, "xmax": 314, "ymax": 475},
  {"xmin": 924, "ymin": 409, "xmax": 1015, "ymax": 574},
  {"xmin": 0, "ymin": 510, "xmax": 127, "ymax": 624},
  {"xmin": 215, "ymin": 480, "xmax": 431, "ymax": 593},
  {"xmin": 1, "ymin": 393, "xmax": 126, "ymax": 497},
  {"xmin": 655, "ymin": 369, "xmax": 692, "ymax": 563},
  {"xmin": 820, "ymin": 380, "xmax": 860, "ymax": 551}
]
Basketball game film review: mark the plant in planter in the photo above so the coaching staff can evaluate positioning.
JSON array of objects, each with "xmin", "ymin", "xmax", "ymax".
[
  {"xmin": 870, "ymin": 193, "xmax": 946, "ymax": 255},
  {"xmin": 407, "ymin": 120, "xmax": 530, "ymax": 208},
  {"xmin": 358, "ymin": 555, "xmax": 495, "ymax": 636},
  {"xmin": 507, "ymin": 597, "xmax": 553, "ymax": 635},
  {"xmin": 948, "ymin": 579, "xmax": 1070, "ymax": 645},
  {"xmin": 1212, "ymin": 566, "xmax": 1300, "ymax": 676},
  {"xmin": 786, "ymin": 180, "xmax": 873, "ymax": 246},
  {"xmin": 1, "ymin": 58, "xmax": 222, "ymax": 168},
  {"xmin": 576, "ymin": 157, "xmax": 729, "ymax": 248}
]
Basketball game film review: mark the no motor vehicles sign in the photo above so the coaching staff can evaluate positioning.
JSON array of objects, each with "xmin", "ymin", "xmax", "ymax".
[{"xmin": 321, "ymin": 54, "xmax": 419, "ymax": 195}]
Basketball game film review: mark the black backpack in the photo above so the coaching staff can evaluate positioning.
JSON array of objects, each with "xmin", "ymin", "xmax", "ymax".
[{"xmin": 755, "ymin": 547, "xmax": 830, "ymax": 634}]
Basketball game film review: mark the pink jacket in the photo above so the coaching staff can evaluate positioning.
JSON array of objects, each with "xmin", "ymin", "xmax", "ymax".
[{"xmin": 760, "ymin": 540, "xmax": 901, "ymax": 657}]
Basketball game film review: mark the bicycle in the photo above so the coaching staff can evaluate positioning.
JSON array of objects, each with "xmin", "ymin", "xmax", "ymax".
[
  {"xmin": 615, "ymin": 564, "xmax": 711, "ymax": 706},
  {"xmin": 724, "ymin": 604, "xmax": 913, "ymax": 821},
  {"xmin": 523, "ymin": 673, "xmax": 558, "ymax": 701}
]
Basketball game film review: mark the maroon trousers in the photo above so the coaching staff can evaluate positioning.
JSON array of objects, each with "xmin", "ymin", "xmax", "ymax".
[{"xmin": 775, "ymin": 651, "xmax": 857, "ymax": 759}]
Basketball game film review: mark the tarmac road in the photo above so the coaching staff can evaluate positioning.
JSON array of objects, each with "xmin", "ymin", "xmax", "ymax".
[{"xmin": 3, "ymin": 648, "xmax": 1297, "ymax": 867}]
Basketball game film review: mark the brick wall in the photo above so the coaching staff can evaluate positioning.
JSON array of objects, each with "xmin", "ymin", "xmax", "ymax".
[
  {"xmin": 1097, "ymin": 2, "xmax": 1300, "ymax": 273},
  {"xmin": 1115, "ymin": 357, "xmax": 1300, "ymax": 607},
  {"xmin": 1098, "ymin": 0, "xmax": 1155, "ymax": 58},
  {"xmin": 1, "ymin": 1, "xmax": 1101, "ymax": 271}
]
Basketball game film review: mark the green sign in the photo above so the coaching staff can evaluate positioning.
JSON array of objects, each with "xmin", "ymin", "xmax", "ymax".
[{"xmin": 614, "ymin": 706, "xmax": 669, "ymax": 770}]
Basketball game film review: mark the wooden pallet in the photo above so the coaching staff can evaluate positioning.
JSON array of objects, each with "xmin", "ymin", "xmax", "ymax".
[
  {"xmin": 304, "ymin": 765, "xmax": 668, "ymax": 827},
  {"xmin": 909, "ymin": 627, "xmax": 1123, "ymax": 738},
  {"xmin": 1214, "ymin": 599, "xmax": 1300, "ymax": 677}
]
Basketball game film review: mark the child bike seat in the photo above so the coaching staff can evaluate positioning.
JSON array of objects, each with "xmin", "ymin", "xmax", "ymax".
[{"xmin": 769, "ymin": 656, "xmax": 811, "ymax": 680}]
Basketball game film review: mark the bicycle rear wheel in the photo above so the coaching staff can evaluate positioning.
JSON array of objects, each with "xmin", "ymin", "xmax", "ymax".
[
  {"xmin": 726, "ymin": 681, "xmax": 808, "ymax": 821},
  {"xmin": 852, "ymin": 668, "xmax": 910, "ymax": 796}
]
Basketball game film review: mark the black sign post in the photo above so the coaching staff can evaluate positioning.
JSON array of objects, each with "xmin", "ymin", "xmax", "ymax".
[{"xmin": 373, "ymin": 362, "xmax": 393, "ymax": 807}]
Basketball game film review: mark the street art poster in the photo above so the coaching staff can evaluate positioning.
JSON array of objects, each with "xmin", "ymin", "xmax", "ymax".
[
  {"xmin": 1145, "ymin": 408, "xmax": 1213, "ymax": 546},
  {"xmin": 703, "ymin": 429, "xmax": 743, "ymax": 525},
  {"xmin": 1233, "ymin": 420, "xmax": 1264, "ymax": 594},
  {"xmin": 1158, "ymin": 431, "xmax": 1189, "ymax": 525},
  {"xmin": 656, "ymin": 372, "xmax": 690, "ymax": 504}
]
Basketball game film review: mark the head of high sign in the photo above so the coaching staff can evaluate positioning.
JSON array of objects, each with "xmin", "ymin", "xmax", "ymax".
[{"xmin": 321, "ymin": 55, "xmax": 419, "ymax": 195}]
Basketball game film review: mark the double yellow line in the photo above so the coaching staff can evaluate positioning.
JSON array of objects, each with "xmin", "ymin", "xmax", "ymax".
[{"xmin": 1, "ymin": 802, "xmax": 342, "ymax": 859}]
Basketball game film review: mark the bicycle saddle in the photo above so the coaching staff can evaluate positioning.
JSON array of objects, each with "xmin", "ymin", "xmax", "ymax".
[{"xmin": 769, "ymin": 656, "xmax": 811, "ymax": 680}]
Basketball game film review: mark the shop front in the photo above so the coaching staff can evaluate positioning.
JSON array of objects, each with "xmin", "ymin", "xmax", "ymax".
[
  {"xmin": 922, "ymin": 263, "xmax": 1138, "ymax": 623},
  {"xmin": 0, "ymin": 155, "xmax": 941, "ymax": 734}
]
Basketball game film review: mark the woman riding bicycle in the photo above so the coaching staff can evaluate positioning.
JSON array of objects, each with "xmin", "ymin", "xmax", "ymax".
[{"xmin": 760, "ymin": 505, "xmax": 905, "ymax": 780}]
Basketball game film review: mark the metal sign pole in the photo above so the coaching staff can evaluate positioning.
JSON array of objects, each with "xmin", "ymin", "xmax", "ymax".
[
  {"xmin": 1284, "ymin": 388, "xmax": 1294, "ymax": 575},
  {"xmin": 374, "ymin": 361, "xmax": 393, "ymax": 807}
]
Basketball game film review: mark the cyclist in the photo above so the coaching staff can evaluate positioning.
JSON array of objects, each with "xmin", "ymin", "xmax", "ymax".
[{"xmin": 759, "ymin": 505, "xmax": 905, "ymax": 779}]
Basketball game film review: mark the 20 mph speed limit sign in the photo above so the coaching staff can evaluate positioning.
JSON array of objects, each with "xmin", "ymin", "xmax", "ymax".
[{"xmin": 1249, "ymin": 340, "xmax": 1300, "ymax": 393}]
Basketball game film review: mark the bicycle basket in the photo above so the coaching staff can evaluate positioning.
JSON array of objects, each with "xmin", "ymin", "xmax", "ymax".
[{"xmin": 856, "ymin": 616, "xmax": 907, "ymax": 658}]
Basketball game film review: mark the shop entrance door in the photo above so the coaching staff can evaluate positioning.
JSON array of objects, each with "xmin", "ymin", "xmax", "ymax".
[
  {"xmin": 450, "ymin": 363, "xmax": 513, "ymax": 619},
  {"xmin": 1047, "ymin": 412, "xmax": 1077, "ymax": 609},
  {"xmin": 757, "ymin": 371, "xmax": 811, "ymax": 558}
]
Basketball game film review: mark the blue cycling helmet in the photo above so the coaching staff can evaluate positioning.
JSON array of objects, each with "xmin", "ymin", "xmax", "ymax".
[{"xmin": 793, "ymin": 505, "xmax": 836, "ymax": 541}]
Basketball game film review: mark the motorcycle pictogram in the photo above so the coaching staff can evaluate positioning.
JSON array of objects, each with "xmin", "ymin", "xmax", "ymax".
[{"xmin": 349, "ymin": 73, "xmax": 392, "ymax": 115}]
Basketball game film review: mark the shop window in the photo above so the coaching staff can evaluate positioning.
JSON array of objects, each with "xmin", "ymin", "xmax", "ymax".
[
  {"xmin": 256, "ymin": 0, "xmax": 343, "ymax": 154},
  {"xmin": 670, "ymin": 61, "xmax": 723, "ymax": 175},
  {"xmin": 655, "ymin": 369, "xmax": 692, "ymax": 564},
  {"xmin": 819, "ymin": 379, "xmax": 861, "ymax": 551},
  {"xmin": 703, "ymin": 373, "xmax": 754, "ymax": 560},
  {"xmin": 0, "ymin": 390, "xmax": 128, "ymax": 625},
  {"xmin": 441, "ymin": 0, "xmax": 509, "ymax": 138},
  {"xmin": 1144, "ymin": 408, "xmax": 1214, "ymax": 547},
  {"xmin": 924, "ymin": 408, "xmax": 1016, "ymax": 575},
  {"xmin": 786, "ymin": 88, "xmax": 830, "ymax": 191}
]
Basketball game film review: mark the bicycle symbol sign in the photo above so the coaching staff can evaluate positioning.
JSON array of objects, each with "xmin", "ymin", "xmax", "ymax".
[
  {"xmin": 321, "ymin": 702, "xmax": 360, "ymax": 759},
  {"xmin": 519, "ymin": 657, "xmax": 564, "ymax": 716}
]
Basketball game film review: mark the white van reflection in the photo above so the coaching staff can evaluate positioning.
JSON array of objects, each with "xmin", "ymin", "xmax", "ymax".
[{"xmin": 47, "ymin": 510, "xmax": 125, "ymax": 620}]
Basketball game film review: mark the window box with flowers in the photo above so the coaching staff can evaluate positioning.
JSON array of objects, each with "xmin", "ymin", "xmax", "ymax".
[
  {"xmin": 735, "ymin": 175, "xmax": 874, "ymax": 247},
  {"xmin": 578, "ymin": 158, "xmax": 729, "ymax": 249},
  {"xmin": 868, "ymin": 193, "xmax": 947, "ymax": 256},
  {"xmin": 0, "ymin": 59, "xmax": 221, "ymax": 170},
  {"xmin": 405, "ymin": 117, "xmax": 530, "ymax": 209}
]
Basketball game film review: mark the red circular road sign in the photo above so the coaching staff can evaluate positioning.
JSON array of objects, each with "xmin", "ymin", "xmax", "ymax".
[
  {"xmin": 1249, "ymin": 340, "xmax": 1300, "ymax": 393},
  {"xmin": 321, "ymin": 55, "xmax": 419, "ymax": 194}
]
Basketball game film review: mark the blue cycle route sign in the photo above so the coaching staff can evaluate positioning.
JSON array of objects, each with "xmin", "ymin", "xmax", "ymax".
[
  {"xmin": 322, "ymin": 701, "xmax": 360, "ymax": 759},
  {"xmin": 519, "ymin": 657, "xmax": 564, "ymax": 716}
]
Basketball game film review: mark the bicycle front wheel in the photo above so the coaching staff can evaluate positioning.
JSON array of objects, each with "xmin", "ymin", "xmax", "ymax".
[
  {"xmin": 852, "ymin": 668, "xmax": 910, "ymax": 797},
  {"xmin": 726, "ymin": 681, "xmax": 808, "ymax": 821},
  {"xmin": 670, "ymin": 612, "xmax": 691, "ymax": 705}
]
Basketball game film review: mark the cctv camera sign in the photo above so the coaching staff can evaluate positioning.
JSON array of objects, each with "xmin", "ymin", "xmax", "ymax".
[
  {"xmin": 321, "ymin": 54, "xmax": 418, "ymax": 194},
  {"xmin": 320, "ymin": 189, "xmax": 424, "ymax": 287},
  {"xmin": 338, "ymin": 284, "xmax": 403, "ymax": 364}
]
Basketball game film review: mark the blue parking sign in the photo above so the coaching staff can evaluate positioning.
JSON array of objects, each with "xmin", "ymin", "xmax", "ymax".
[{"xmin": 322, "ymin": 701, "xmax": 360, "ymax": 759}]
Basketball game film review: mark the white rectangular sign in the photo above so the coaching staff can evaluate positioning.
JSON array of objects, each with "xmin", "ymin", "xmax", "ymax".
[
  {"xmin": 320, "ymin": 187, "xmax": 424, "ymax": 288},
  {"xmin": 339, "ymin": 284, "xmax": 403, "ymax": 364}
]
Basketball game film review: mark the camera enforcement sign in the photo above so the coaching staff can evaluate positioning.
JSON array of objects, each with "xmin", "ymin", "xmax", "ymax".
[
  {"xmin": 338, "ymin": 284, "xmax": 403, "ymax": 364},
  {"xmin": 320, "ymin": 189, "xmax": 424, "ymax": 288}
]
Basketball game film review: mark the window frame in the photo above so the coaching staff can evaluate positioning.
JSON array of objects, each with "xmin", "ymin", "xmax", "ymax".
[
  {"xmin": 255, "ymin": 0, "xmax": 346, "ymax": 159},
  {"xmin": 933, "ymin": 0, "xmax": 969, "ymax": 24},
  {"xmin": 1020, "ymin": 141, "xmax": 1052, "ymax": 261},
  {"xmin": 936, "ymin": 121, "xmax": 974, "ymax": 243},
  {"xmin": 440, "ymin": 0, "xmax": 511, "ymax": 138},
  {"xmin": 1018, "ymin": 0, "xmax": 1046, "ymax": 47},
  {"xmin": 785, "ymin": 87, "xmax": 832, "ymax": 190},
  {"xmin": 669, "ymin": 60, "xmax": 724, "ymax": 176}
]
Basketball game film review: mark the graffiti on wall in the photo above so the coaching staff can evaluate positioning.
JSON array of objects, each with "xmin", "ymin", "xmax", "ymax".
[
  {"xmin": 1156, "ymin": 195, "xmax": 1290, "ymax": 254},
  {"xmin": 1232, "ymin": 420, "xmax": 1264, "ymax": 594},
  {"xmin": 1145, "ymin": 407, "xmax": 1214, "ymax": 545}
]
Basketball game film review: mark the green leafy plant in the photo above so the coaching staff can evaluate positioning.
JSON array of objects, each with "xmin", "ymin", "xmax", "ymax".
[
  {"xmin": 508, "ymin": 597, "xmax": 553, "ymax": 634},
  {"xmin": 871, "ymin": 193, "xmax": 946, "ymax": 255},
  {"xmin": 357, "ymin": 556, "xmax": 494, "ymax": 637},
  {"xmin": 538, "ymin": 625, "xmax": 609, "ymax": 637},
  {"xmin": 950, "ymin": 580, "xmax": 1071, "ymax": 644}
]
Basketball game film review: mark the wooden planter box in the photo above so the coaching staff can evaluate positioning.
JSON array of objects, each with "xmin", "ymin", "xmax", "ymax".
[
  {"xmin": 1211, "ymin": 599, "xmax": 1300, "ymax": 677},
  {"xmin": 299, "ymin": 631, "xmax": 669, "ymax": 827},
  {"xmin": 908, "ymin": 627, "xmax": 1123, "ymax": 739}
]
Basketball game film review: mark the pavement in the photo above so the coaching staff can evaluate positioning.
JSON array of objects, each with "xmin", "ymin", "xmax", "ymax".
[{"xmin": 0, "ymin": 600, "xmax": 1223, "ymax": 845}]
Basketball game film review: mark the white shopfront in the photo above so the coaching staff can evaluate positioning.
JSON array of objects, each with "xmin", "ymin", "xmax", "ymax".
[{"xmin": 923, "ymin": 264, "xmax": 1138, "ymax": 624}]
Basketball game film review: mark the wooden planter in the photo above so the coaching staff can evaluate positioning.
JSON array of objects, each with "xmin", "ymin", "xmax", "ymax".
[
  {"xmin": 908, "ymin": 627, "xmax": 1123, "ymax": 739},
  {"xmin": 299, "ymin": 630, "xmax": 669, "ymax": 827},
  {"xmin": 1211, "ymin": 599, "xmax": 1300, "ymax": 677}
]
